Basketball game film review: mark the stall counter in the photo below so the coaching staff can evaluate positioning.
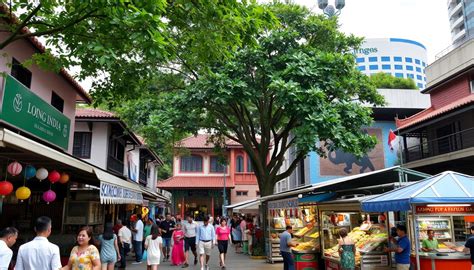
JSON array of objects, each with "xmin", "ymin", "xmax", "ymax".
[{"xmin": 410, "ymin": 252, "xmax": 471, "ymax": 270}]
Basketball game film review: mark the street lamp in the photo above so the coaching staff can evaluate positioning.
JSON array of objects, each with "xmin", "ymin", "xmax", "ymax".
[{"xmin": 318, "ymin": 0, "xmax": 345, "ymax": 17}]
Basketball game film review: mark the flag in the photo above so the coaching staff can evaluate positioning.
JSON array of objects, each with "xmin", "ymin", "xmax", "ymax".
[{"xmin": 388, "ymin": 129, "xmax": 397, "ymax": 151}]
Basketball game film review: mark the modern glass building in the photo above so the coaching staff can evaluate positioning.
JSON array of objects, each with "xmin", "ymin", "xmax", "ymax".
[
  {"xmin": 448, "ymin": 0, "xmax": 474, "ymax": 45},
  {"xmin": 355, "ymin": 38, "xmax": 428, "ymax": 90}
]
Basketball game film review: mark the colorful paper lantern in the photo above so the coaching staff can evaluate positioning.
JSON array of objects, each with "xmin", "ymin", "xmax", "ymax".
[
  {"xmin": 0, "ymin": 181, "xmax": 13, "ymax": 197},
  {"xmin": 59, "ymin": 172, "xmax": 69, "ymax": 184},
  {"xmin": 24, "ymin": 165, "xmax": 36, "ymax": 180},
  {"xmin": 36, "ymin": 168, "xmax": 48, "ymax": 181},
  {"xmin": 48, "ymin": 170, "xmax": 60, "ymax": 184},
  {"xmin": 42, "ymin": 189, "xmax": 56, "ymax": 204},
  {"xmin": 15, "ymin": 186, "xmax": 31, "ymax": 202},
  {"xmin": 7, "ymin": 161, "xmax": 22, "ymax": 176},
  {"xmin": 142, "ymin": 207, "xmax": 149, "ymax": 216}
]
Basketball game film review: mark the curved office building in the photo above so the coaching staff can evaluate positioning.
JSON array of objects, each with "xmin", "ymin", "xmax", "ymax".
[{"xmin": 355, "ymin": 38, "xmax": 428, "ymax": 90}]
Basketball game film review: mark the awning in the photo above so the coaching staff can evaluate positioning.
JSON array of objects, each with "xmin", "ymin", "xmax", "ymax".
[
  {"xmin": 226, "ymin": 199, "xmax": 259, "ymax": 209},
  {"xmin": 361, "ymin": 171, "xmax": 474, "ymax": 212},
  {"xmin": 95, "ymin": 168, "xmax": 143, "ymax": 205},
  {"xmin": 259, "ymin": 166, "xmax": 430, "ymax": 203},
  {"xmin": 140, "ymin": 186, "xmax": 169, "ymax": 203},
  {"xmin": 234, "ymin": 200, "xmax": 261, "ymax": 212}
]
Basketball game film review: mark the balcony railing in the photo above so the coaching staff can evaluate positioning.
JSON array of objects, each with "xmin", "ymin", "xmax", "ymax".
[
  {"xmin": 107, "ymin": 155, "xmax": 124, "ymax": 175},
  {"xmin": 404, "ymin": 128, "xmax": 474, "ymax": 163},
  {"xmin": 139, "ymin": 170, "xmax": 147, "ymax": 186}
]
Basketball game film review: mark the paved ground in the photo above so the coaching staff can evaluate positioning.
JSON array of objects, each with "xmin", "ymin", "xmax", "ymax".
[{"xmin": 125, "ymin": 246, "xmax": 282, "ymax": 270}]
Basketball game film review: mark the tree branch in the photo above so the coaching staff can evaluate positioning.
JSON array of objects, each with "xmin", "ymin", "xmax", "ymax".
[
  {"xmin": 275, "ymin": 152, "xmax": 306, "ymax": 182},
  {"xmin": 0, "ymin": 2, "xmax": 42, "ymax": 49}
]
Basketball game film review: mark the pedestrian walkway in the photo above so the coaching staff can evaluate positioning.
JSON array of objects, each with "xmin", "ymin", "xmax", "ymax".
[{"xmin": 125, "ymin": 246, "xmax": 281, "ymax": 270}]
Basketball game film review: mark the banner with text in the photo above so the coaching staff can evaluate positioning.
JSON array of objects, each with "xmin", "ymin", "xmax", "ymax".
[{"xmin": 100, "ymin": 181, "xmax": 143, "ymax": 205}]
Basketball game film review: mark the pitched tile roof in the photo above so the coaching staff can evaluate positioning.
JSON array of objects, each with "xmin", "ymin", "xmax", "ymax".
[
  {"xmin": 76, "ymin": 108, "xmax": 118, "ymax": 119},
  {"xmin": 0, "ymin": 4, "xmax": 91, "ymax": 104},
  {"xmin": 396, "ymin": 95, "xmax": 474, "ymax": 130},
  {"xmin": 157, "ymin": 176, "xmax": 235, "ymax": 189},
  {"xmin": 178, "ymin": 134, "xmax": 243, "ymax": 149}
]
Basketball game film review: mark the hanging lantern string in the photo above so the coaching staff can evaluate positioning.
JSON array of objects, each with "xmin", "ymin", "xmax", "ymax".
[
  {"xmin": 23, "ymin": 170, "xmax": 26, "ymax": 186},
  {"xmin": 4, "ymin": 158, "xmax": 9, "ymax": 180}
]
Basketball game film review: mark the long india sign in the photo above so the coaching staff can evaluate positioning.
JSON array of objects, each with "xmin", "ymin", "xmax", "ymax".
[{"xmin": 0, "ymin": 75, "xmax": 70, "ymax": 149}]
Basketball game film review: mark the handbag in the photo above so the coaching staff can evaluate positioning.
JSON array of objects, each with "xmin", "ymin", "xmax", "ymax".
[{"xmin": 142, "ymin": 250, "xmax": 147, "ymax": 261}]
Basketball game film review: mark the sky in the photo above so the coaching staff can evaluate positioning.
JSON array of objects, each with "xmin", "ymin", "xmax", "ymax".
[{"xmin": 292, "ymin": 0, "xmax": 452, "ymax": 63}]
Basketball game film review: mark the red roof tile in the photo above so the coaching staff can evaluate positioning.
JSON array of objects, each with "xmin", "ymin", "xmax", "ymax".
[
  {"xmin": 76, "ymin": 108, "xmax": 118, "ymax": 119},
  {"xmin": 157, "ymin": 176, "xmax": 235, "ymax": 189},
  {"xmin": 396, "ymin": 95, "xmax": 474, "ymax": 130},
  {"xmin": 0, "ymin": 4, "xmax": 91, "ymax": 104},
  {"xmin": 178, "ymin": 134, "xmax": 243, "ymax": 149}
]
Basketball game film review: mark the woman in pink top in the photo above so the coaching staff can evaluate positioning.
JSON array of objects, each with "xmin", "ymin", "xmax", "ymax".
[{"xmin": 215, "ymin": 219, "xmax": 231, "ymax": 269}]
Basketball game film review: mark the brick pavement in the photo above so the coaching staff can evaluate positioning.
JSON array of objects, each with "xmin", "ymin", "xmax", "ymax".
[{"xmin": 124, "ymin": 246, "xmax": 281, "ymax": 270}]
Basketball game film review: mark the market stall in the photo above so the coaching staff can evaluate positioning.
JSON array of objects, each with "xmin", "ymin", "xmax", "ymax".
[
  {"xmin": 361, "ymin": 171, "xmax": 474, "ymax": 270},
  {"xmin": 318, "ymin": 196, "xmax": 390, "ymax": 270}
]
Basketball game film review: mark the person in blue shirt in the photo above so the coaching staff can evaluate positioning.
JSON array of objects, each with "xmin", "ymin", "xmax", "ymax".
[
  {"xmin": 385, "ymin": 224, "xmax": 411, "ymax": 270},
  {"xmin": 196, "ymin": 216, "xmax": 216, "ymax": 270},
  {"xmin": 280, "ymin": 225, "xmax": 298, "ymax": 270}
]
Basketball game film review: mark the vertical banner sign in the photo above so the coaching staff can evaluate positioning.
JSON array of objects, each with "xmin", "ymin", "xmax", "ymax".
[{"xmin": 0, "ymin": 75, "xmax": 71, "ymax": 149}]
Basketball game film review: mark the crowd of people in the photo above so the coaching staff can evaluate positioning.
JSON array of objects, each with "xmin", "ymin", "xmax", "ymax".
[{"xmin": 0, "ymin": 213, "xmax": 258, "ymax": 270}]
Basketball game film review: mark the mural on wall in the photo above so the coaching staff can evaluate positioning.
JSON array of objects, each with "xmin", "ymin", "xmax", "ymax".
[{"xmin": 320, "ymin": 128, "xmax": 385, "ymax": 176}]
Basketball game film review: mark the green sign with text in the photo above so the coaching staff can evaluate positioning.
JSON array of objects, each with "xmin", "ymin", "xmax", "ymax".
[{"xmin": 0, "ymin": 75, "xmax": 70, "ymax": 149}]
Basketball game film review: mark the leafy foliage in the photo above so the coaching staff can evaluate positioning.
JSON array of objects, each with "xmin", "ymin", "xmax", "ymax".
[
  {"xmin": 369, "ymin": 72, "xmax": 418, "ymax": 90},
  {"xmin": 117, "ymin": 4, "xmax": 384, "ymax": 196}
]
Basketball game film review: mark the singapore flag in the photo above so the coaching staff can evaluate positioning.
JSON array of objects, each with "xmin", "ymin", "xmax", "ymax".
[{"xmin": 388, "ymin": 129, "xmax": 398, "ymax": 152}]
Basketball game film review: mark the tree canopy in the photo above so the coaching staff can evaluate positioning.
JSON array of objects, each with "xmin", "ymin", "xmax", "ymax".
[
  {"xmin": 369, "ymin": 72, "xmax": 418, "ymax": 90},
  {"xmin": 117, "ymin": 3, "xmax": 384, "ymax": 195}
]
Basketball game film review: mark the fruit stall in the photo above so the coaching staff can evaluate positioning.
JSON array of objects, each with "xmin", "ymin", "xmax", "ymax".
[
  {"xmin": 361, "ymin": 171, "xmax": 474, "ymax": 270},
  {"xmin": 318, "ymin": 197, "xmax": 390, "ymax": 270}
]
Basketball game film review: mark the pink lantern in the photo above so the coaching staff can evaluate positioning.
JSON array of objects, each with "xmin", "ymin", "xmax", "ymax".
[
  {"xmin": 7, "ymin": 161, "xmax": 22, "ymax": 176},
  {"xmin": 42, "ymin": 189, "xmax": 56, "ymax": 204},
  {"xmin": 48, "ymin": 170, "xmax": 60, "ymax": 184}
]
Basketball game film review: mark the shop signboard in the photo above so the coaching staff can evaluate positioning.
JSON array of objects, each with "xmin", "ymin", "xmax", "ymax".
[
  {"xmin": 415, "ymin": 205, "xmax": 474, "ymax": 214},
  {"xmin": 100, "ymin": 182, "xmax": 143, "ymax": 205},
  {"xmin": 0, "ymin": 75, "xmax": 70, "ymax": 149},
  {"xmin": 268, "ymin": 197, "xmax": 299, "ymax": 209}
]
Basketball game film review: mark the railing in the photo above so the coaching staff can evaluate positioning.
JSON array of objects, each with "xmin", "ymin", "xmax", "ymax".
[
  {"xmin": 139, "ymin": 170, "xmax": 147, "ymax": 186},
  {"xmin": 107, "ymin": 155, "xmax": 124, "ymax": 175},
  {"xmin": 404, "ymin": 128, "xmax": 474, "ymax": 163}
]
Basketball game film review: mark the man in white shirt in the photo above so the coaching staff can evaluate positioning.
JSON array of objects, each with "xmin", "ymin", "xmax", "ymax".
[
  {"xmin": 15, "ymin": 216, "xmax": 62, "ymax": 270},
  {"xmin": 118, "ymin": 221, "xmax": 132, "ymax": 269},
  {"xmin": 0, "ymin": 227, "xmax": 18, "ymax": 270},
  {"xmin": 131, "ymin": 213, "xmax": 144, "ymax": 264},
  {"xmin": 182, "ymin": 215, "xmax": 199, "ymax": 268}
]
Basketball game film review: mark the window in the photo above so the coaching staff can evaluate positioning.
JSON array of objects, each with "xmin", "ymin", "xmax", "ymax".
[
  {"xmin": 416, "ymin": 75, "xmax": 423, "ymax": 80},
  {"xmin": 11, "ymin": 58, "xmax": 32, "ymax": 88},
  {"xmin": 236, "ymin": 155, "xmax": 244, "ymax": 172},
  {"xmin": 369, "ymin": 65, "xmax": 378, "ymax": 70},
  {"xmin": 407, "ymin": 74, "xmax": 414, "ymax": 79},
  {"xmin": 51, "ymin": 91, "xmax": 64, "ymax": 113},
  {"xmin": 394, "ymin": 65, "xmax": 403, "ymax": 70},
  {"xmin": 417, "ymin": 83, "xmax": 424, "ymax": 88},
  {"xmin": 180, "ymin": 155, "xmax": 203, "ymax": 172},
  {"xmin": 368, "ymin": 57, "xmax": 377, "ymax": 62},
  {"xmin": 406, "ymin": 65, "xmax": 414, "ymax": 71},
  {"xmin": 405, "ymin": 57, "xmax": 413, "ymax": 63},
  {"xmin": 109, "ymin": 138, "xmax": 125, "ymax": 161},
  {"xmin": 395, "ymin": 73, "xmax": 404, "ymax": 78},
  {"xmin": 358, "ymin": 66, "xmax": 366, "ymax": 71},
  {"xmin": 415, "ymin": 59, "xmax": 421, "ymax": 65},
  {"xmin": 416, "ymin": 67, "xmax": 422, "ymax": 72},
  {"xmin": 236, "ymin": 191, "xmax": 248, "ymax": 196},
  {"xmin": 210, "ymin": 156, "xmax": 227, "ymax": 173},
  {"xmin": 356, "ymin": 57, "xmax": 365, "ymax": 63},
  {"xmin": 422, "ymin": 61, "xmax": 426, "ymax": 67},
  {"xmin": 382, "ymin": 64, "xmax": 391, "ymax": 70},
  {"xmin": 394, "ymin": 56, "xmax": 402, "ymax": 62},
  {"xmin": 381, "ymin": 56, "xmax": 390, "ymax": 62},
  {"xmin": 247, "ymin": 157, "xmax": 254, "ymax": 172},
  {"xmin": 73, "ymin": 132, "xmax": 92, "ymax": 158}
]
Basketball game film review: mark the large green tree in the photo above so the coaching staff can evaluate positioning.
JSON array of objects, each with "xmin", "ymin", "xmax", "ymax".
[{"xmin": 117, "ymin": 4, "xmax": 384, "ymax": 196}]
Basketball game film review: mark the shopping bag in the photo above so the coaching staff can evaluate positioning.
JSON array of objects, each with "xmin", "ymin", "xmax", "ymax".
[{"xmin": 142, "ymin": 250, "xmax": 147, "ymax": 261}]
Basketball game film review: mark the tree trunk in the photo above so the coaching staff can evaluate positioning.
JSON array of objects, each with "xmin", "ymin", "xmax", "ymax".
[{"xmin": 258, "ymin": 175, "xmax": 276, "ymax": 197}]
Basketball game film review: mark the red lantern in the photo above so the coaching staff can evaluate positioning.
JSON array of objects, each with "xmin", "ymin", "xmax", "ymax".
[
  {"xmin": 59, "ymin": 172, "xmax": 69, "ymax": 184},
  {"xmin": 42, "ymin": 189, "xmax": 56, "ymax": 204},
  {"xmin": 7, "ymin": 161, "xmax": 22, "ymax": 176},
  {"xmin": 48, "ymin": 170, "xmax": 60, "ymax": 184},
  {"xmin": 0, "ymin": 181, "xmax": 13, "ymax": 197}
]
